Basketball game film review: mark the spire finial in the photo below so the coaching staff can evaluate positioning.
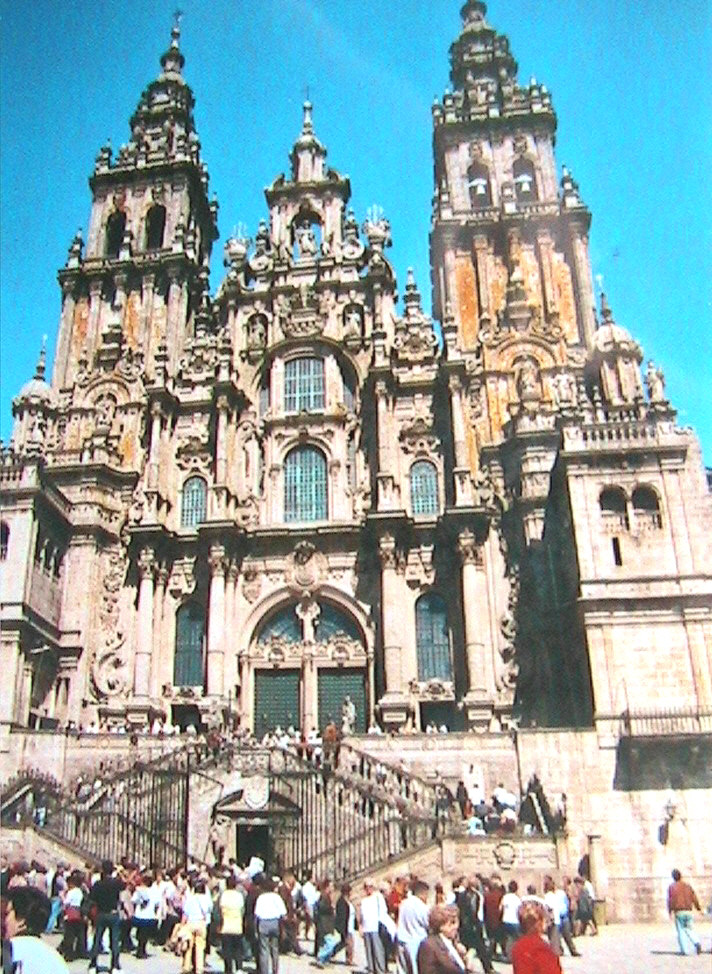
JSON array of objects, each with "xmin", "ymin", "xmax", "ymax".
[
  {"xmin": 35, "ymin": 336, "xmax": 47, "ymax": 381},
  {"xmin": 600, "ymin": 291, "xmax": 614, "ymax": 324},
  {"xmin": 172, "ymin": 8, "xmax": 183, "ymax": 45},
  {"xmin": 160, "ymin": 10, "xmax": 185, "ymax": 74},
  {"xmin": 302, "ymin": 99, "xmax": 314, "ymax": 135}
]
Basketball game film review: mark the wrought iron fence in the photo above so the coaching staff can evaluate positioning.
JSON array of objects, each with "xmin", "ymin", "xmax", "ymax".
[{"xmin": 619, "ymin": 708, "xmax": 712, "ymax": 737}]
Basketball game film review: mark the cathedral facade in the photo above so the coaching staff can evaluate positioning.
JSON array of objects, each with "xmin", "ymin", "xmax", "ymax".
[{"xmin": 2, "ymin": 0, "xmax": 711, "ymax": 865}]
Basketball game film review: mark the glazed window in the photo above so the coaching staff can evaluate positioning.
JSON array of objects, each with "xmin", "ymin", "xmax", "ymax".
[
  {"xmin": 411, "ymin": 460, "xmax": 439, "ymax": 516},
  {"xmin": 174, "ymin": 602, "xmax": 205, "ymax": 687},
  {"xmin": 284, "ymin": 446, "xmax": 327, "ymax": 522},
  {"xmin": 416, "ymin": 593, "xmax": 452, "ymax": 681},
  {"xmin": 181, "ymin": 476, "xmax": 207, "ymax": 528},
  {"xmin": 284, "ymin": 357, "xmax": 325, "ymax": 414}
]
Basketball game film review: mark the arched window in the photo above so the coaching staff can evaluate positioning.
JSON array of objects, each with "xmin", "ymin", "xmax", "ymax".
[
  {"xmin": 284, "ymin": 446, "xmax": 327, "ymax": 522},
  {"xmin": 416, "ymin": 593, "xmax": 452, "ymax": 681},
  {"xmin": 513, "ymin": 158, "xmax": 537, "ymax": 201},
  {"xmin": 181, "ymin": 476, "xmax": 207, "ymax": 528},
  {"xmin": 0, "ymin": 521, "xmax": 8, "ymax": 560},
  {"xmin": 468, "ymin": 162, "xmax": 492, "ymax": 207},
  {"xmin": 411, "ymin": 460, "xmax": 439, "ymax": 516},
  {"xmin": 105, "ymin": 210, "xmax": 126, "ymax": 258},
  {"xmin": 599, "ymin": 487, "xmax": 629, "ymax": 530},
  {"xmin": 144, "ymin": 204, "xmax": 166, "ymax": 251},
  {"xmin": 632, "ymin": 485, "xmax": 662, "ymax": 528},
  {"xmin": 315, "ymin": 603, "xmax": 362, "ymax": 643},
  {"xmin": 284, "ymin": 357, "xmax": 325, "ymax": 414},
  {"xmin": 174, "ymin": 602, "xmax": 205, "ymax": 687}
]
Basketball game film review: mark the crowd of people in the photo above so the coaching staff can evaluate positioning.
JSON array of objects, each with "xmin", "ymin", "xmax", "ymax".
[{"xmin": 1, "ymin": 848, "xmax": 603, "ymax": 974}]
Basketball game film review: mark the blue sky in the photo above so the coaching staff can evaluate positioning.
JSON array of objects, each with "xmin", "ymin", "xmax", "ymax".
[{"xmin": 1, "ymin": 0, "xmax": 710, "ymax": 461}]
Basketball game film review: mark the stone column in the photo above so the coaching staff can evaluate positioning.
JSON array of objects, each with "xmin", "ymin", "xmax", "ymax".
[
  {"xmin": 375, "ymin": 380, "xmax": 396, "ymax": 510},
  {"xmin": 148, "ymin": 402, "xmax": 162, "ymax": 490},
  {"xmin": 207, "ymin": 544, "xmax": 226, "ymax": 698},
  {"xmin": 141, "ymin": 272, "xmax": 156, "ymax": 368},
  {"xmin": 302, "ymin": 647, "xmax": 318, "ymax": 734},
  {"xmin": 536, "ymin": 229, "xmax": 558, "ymax": 319},
  {"xmin": 378, "ymin": 534, "xmax": 409, "ymax": 727},
  {"xmin": 215, "ymin": 395, "xmax": 229, "ymax": 485},
  {"xmin": 87, "ymin": 278, "xmax": 104, "ymax": 363},
  {"xmin": 0, "ymin": 631, "xmax": 23, "ymax": 725},
  {"xmin": 150, "ymin": 565, "xmax": 168, "ymax": 698},
  {"xmin": 53, "ymin": 280, "xmax": 76, "ymax": 388},
  {"xmin": 134, "ymin": 547, "xmax": 155, "ymax": 698},
  {"xmin": 449, "ymin": 374, "xmax": 473, "ymax": 506},
  {"xmin": 568, "ymin": 222, "xmax": 597, "ymax": 348},
  {"xmin": 458, "ymin": 530, "xmax": 494, "ymax": 731},
  {"xmin": 472, "ymin": 234, "xmax": 491, "ymax": 321},
  {"xmin": 587, "ymin": 833, "xmax": 609, "ymax": 903}
]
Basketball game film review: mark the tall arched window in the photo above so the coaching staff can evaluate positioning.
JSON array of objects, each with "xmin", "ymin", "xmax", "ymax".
[
  {"xmin": 632, "ymin": 485, "xmax": 662, "ymax": 528},
  {"xmin": 513, "ymin": 158, "xmax": 537, "ymax": 201},
  {"xmin": 416, "ymin": 593, "xmax": 451, "ymax": 681},
  {"xmin": 0, "ymin": 521, "xmax": 8, "ymax": 560},
  {"xmin": 284, "ymin": 357, "xmax": 325, "ymax": 413},
  {"xmin": 284, "ymin": 446, "xmax": 327, "ymax": 522},
  {"xmin": 411, "ymin": 460, "xmax": 439, "ymax": 516},
  {"xmin": 181, "ymin": 476, "xmax": 207, "ymax": 528},
  {"xmin": 174, "ymin": 603, "xmax": 205, "ymax": 687},
  {"xmin": 468, "ymin": 162, "xmax": 492, "ymax": 208},
  {"xmin": 144, "ymin": 204, "xmax": 166, "ymax": 251},
  {"xmin": 599, "ymin": 486, "xmax": 629, "ymax": 530},
  {"xmin": 105, "ymin": 210, "xmax": 126, "ymax": 258}
]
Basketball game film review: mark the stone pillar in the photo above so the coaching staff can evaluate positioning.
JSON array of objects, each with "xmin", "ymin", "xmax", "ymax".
[
  {"xmin": 207, "ymin": 545, "xmax": 226, "ymax": 698},
  {"xmin": 458, "ymin": 530, "xmax": 494, "ymax": 731},
  {"xmin": 378, "ymin": 534, "xmax": 409, "ymax": 728},
  {"xmin": 87, "ymin": 278, "xmax": 104, "ymax": 363},
  {"xmin": 148, "ymin": 402, "xmax": 162, "ymax": 489},
  {"xmin": 150, "ymin": 565, "xmax": 168, "ymax": 699},
  {"xmin": 568, "ymin": 222, "xmax": 597, "ymax": 348},
  {"xmin": 53, "ymin": 280, "xmax": 76, "ymax": 388},
  {"xmin": 375, "ymin": 380, "xmax": 397, "ymax": 510},
  {"xmin": 0, "ymin": 631, "xmax": 23, "ymax": 725},
  {"xmin": 224, "ymin": 562, "xmax": 239, "ymax": 702},
  {"xmin": 215, "ymin": 395, "xmax": 229, "ymax": 485},
  {"xmin": 472, "ymin": 234, "xmax": 491, "ymax": 321},
  {"xmin": 536, "ymin": 229, "xmax": 558, "ymax": 319},
  {"xmin": 303, "ymin": 648, "xmax": 318, "ymax": 734},
  {"xmin": 134, "ymin": 547, "xmax": 155, "ymax": 698},
  {"xmin": 449, "ymin": 374, "xmax": 473, "ymax": 506},
  {"xmin": 587, "ymin": 833, "xmax": 609, "ymax": 903},
  {"xmin": 141, "ymin": 272, "xmax": 156, "ymax": 368}
]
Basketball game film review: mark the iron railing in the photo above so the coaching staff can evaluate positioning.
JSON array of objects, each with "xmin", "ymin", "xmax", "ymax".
[{"xmin": 619, "ymin": 708, "xmax": 712, "ymax": 738}]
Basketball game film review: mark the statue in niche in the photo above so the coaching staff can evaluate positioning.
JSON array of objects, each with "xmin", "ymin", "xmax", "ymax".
[
  {"xmin": 95, "ymin": 394, "xmax": 117, "ymax": 431},
  {"xmin": 344, "ymin": 304, "xmax": 363, "ymax": 340},
  {"xmin": 247, "ymin": 313, "xmax": 267, "ymax": 350},
  {"xmin": 552, "ymin": 371, "xmax": 577, "ymax": 408},
  {"xmin": 295, "ymin": 219, "xmax": 318, "ymax": 258},
  {"xmin": 645, "ymin": 360, "xmax": 666, "ymax": 403},
  {"xmin": 341, "ymin": 695, "xmax": 356, "ymax": 736},
  {"xmin": 517, "ymin": 359, "xmax": 541, "ymax": 403},
  {"xmin": 296, "ymin": 598, "xmax": 320, "ymax": 643}
]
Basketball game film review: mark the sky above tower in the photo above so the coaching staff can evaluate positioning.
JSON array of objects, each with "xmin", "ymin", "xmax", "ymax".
[{"xmin": 1, "ymin": 0, "xmax": 710, "ymax": 461}]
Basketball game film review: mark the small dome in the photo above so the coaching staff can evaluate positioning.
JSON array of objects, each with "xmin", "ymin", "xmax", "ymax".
[
  {"xmin": 591, "ymin": 295, "xmax": 641, "ymax": 359},
  {"xmin": 14, "ymin": 347, "xmax": 55, "ymax": 407}
]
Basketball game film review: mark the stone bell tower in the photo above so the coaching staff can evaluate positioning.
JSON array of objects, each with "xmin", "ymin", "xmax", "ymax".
[{"xmin": 52, "ymin": 20, "xmax": 218, "ymax": 392}]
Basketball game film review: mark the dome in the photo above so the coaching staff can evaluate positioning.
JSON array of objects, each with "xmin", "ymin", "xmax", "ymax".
[
  {"xmin": 591, "ymin": 296, "xmax": 642, "ymax": 360},
  {"xmin": 14, "ymin": 347, "xmax": 55, "ymax": 408}
]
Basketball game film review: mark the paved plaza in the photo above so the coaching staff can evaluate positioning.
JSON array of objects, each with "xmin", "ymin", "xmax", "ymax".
[{"xmin": 52, "ymin": 921, "xmax": 712, "ymax": 974}]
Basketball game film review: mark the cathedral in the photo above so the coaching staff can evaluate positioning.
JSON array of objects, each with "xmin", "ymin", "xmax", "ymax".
[{"xmin": 1, "ymin": 2, "xmax": 711, "ymax": 916}]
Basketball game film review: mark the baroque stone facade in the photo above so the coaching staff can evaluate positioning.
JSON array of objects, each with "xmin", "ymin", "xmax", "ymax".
[{"xmin": 1, "ymin": 3, "xmax": 711, "ymax": 914}]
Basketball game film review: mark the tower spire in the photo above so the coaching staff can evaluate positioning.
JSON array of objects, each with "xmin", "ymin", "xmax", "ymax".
[{"xmin": 160, "ymin": 11, "xmax": 185, "ymax": 76}]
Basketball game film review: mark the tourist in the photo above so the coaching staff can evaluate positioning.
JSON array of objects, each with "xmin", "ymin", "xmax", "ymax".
[
  {"xmin": 58, "ymin": 870, "xmax": 87, "ymax": 961},
  {"xmin": 254, "ymin": 876, "xmax": 287, "ymax": 974},
  {"xmin": 572, "ymin": 877, "xmax": 595, "ymax": 936},
  {"xmin": 46, "ymin": 861, "xmax": 67, "ymax": 933},
  {"xmin": 181, "ymin": 878, "xmax": 213, "ymax": 974},
  {"xmin": 510, "ymin": 901, "xmax": 562, "ymax": 974},
  {"xmin": 455, "ymin": 875, "xmax": 493, "ymax": 974},
  {"xmin": 483, "ymin": 875, "xmax": 504, "ymax": 957},
  {"xmin": 3, "ymin": 885, "xmax": 69, "ymax": 972},
  {"xmin": 498, "ymin": 880, "xmax": 522, "ymax": 961},
  {"xmin": 315, "ymin": 880, "xmax": 340, "ymax": 967},
  {"xmin": 87, "ymin": 859, "xmax": 124, "ymax": 973},
  {"xmin": 277, "ymin": 869, "xmax": 302, "ymax": 956},
  {"xmin": 360, "ymin": 877, "xmax": 388, "ymax": 974},
  {"xmin": 218, "ymin": 874, "xmax": 246, "ymax": 974},
  {"xmin": 334, "ymin": 882, "xmax": 357, "ymax": 966},
  {"xmin": 131, "ymin": 871, "xmax": 160, "ymax": 958},
  {"xmin": 397, "ymin": 879, "xmax": 430, "ymax": 974},
  {"xmin": 416, "ymin": 904, "xmax": 471, "ymax": 974},
  {"xmin": 542, "ymin": 877, "xmax": 580, "ymax": 958},
  {"xmin": 667, "ymin": 868, "xmax": 702, "ymax": 956}
]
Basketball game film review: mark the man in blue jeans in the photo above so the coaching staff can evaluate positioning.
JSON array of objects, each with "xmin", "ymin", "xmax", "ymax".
[{"xmin": 88, "ymin": 860, "xmax": 125, "ymax": 973}]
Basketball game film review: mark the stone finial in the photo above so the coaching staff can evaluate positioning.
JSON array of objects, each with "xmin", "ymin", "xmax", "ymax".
[
  {"xmin": 403, "ymin": 268, "xmax": 422, "ymax": 314},
  {"xmin": 599, "ymin": 291, "xmax": 614, "ymax": 325},
  {"xmin": 160, "ymin": 14, "xmax": 185, "ymax": 75},
  {"xmin": 35, "ymin": 337, "xmax": 47, "ymax": 382},
  {"xmin": 67, "ymin": 228, "xmax": 84, "ymax": 268},
  {"xmin": 301, "ymin": 99, "xmax": 314, "ymax": 136}
]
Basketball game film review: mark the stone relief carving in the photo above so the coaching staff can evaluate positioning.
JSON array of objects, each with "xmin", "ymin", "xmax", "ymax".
[
  {"xmin": 399, "ymin": 416, "xmax": 440, "ymax": 456},
  {"xmin": 176, "ymin": 418, "xmax": 211, "ymax": 472},
  {"xmin": 91, "ymin": 542, "xmax": 130, "ymax": 700},
  {"xmin": 168, "ymin": 557, "xmax": 197, "ymax": 600},
  {"xmin": 285, "ymin": 541, "xmax": 328, "ymax": 596}
]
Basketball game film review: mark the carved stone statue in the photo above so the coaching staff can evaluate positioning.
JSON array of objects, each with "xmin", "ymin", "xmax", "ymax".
[
  {"xmin": 645, "ymin": 360, "xmax": 666, "ymax": 403},
  {"xmin": 295, "ymin": 220, "xmax": 318, "ymax": 258},
  {"xmin": 517, "ymin": 359, "xmax": 541, "ymax": 403},
  {"xmin": 341, "ymin": 694, "xmax": 357, "ymax": 736}
]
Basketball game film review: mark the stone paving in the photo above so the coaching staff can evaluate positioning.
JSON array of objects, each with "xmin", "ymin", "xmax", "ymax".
[{"xmin": 52, "ymin": 920, "xmax": 712, "ymax": 974}]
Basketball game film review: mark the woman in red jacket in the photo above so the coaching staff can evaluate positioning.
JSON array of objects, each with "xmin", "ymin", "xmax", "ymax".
[{"xmin": 510, "ymin": 902, "xmax": 562, "ymax": 974}]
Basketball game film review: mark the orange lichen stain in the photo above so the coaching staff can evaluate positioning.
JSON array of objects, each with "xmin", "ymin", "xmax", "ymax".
[
  {"xmin": 118, "ymin": 429, "xmax": 135, "ymax": 466},
  {"xmin": 553, "ymin": 256, "xmax": 578, "ymax": 343},
  {"xmin": 455, "ymin": 256, "xmax": 478, "ymax": 350},
  {"xmin": 490, "ymin": 257, "xmax": 508, "ymax": 318},
  {"xmin": 520, "ymin": 245, "xmax": 543, "ymax": 309},
  {"xmin": 123, "ymin": 292, "xmax": 141, "ymax": 349},
  {"xmin": 70, "ymin": 299, "xmax": 90, "ymax": 356},
  {"xmin": 465, "ymin": 419, "xmax": 479, "ymax": 468}
]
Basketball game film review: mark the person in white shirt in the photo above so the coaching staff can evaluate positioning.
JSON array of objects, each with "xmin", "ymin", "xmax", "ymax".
[
  {"xmin": 254, "ymin": 878, "xmax": 287, "ymax": 974},
  {"xmin": 498, "ymin": 880, "xmax": 522, "ymax": 961},
  {"xmin": 132, "ymin": 872, "xmax": 161, "ymax": 958},
  {"xmin": 396, "ymin": 881, "xmax": 430, "ymax": 974},
  {"xmin": 5, "ymin": 886, "xmax": 70, "ymax": 973},
  {"xmin": 542, "ymin": 876, "xmax": 581, "ymax": 958},
  {"xmin": 182, "ymin": 879, "xmax": 213, "ymax": 974},
  {"xmin": 301, "ymin": 873, "xmax": 320, "ymax": 938},
  {"xmin": 360, "ymin": 878, "xmax": 388, "ymax": 974}
]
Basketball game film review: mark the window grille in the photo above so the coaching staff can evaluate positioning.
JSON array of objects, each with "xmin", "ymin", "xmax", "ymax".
[
  {"xmin": 284, "ymin": 446, "xmax": 327, "ymax": 522},
  {"xmin": 416, "ymin": 593, "xmax": 452, "ymax": 681},
  {"xmin": 284, "ymin": 357, "xmax": 325, "ymax": 413},
  {"xmin": 411, "ymin": 460, "xmax": 439, "ymax": 516},
  {"xmin": 181, "ymin": 476, "xmax": 207, "ymax": 528},
  {"xmin": 174, "ymin": 603, "xmax": 205, "ymax": 687},
  {"xmin": 315, "ymin": 602, "xmax": 362, "ymax": 643},
  {"xmin": 257, "ymin": 604, "xmax": 302, "ymax": 644}
]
